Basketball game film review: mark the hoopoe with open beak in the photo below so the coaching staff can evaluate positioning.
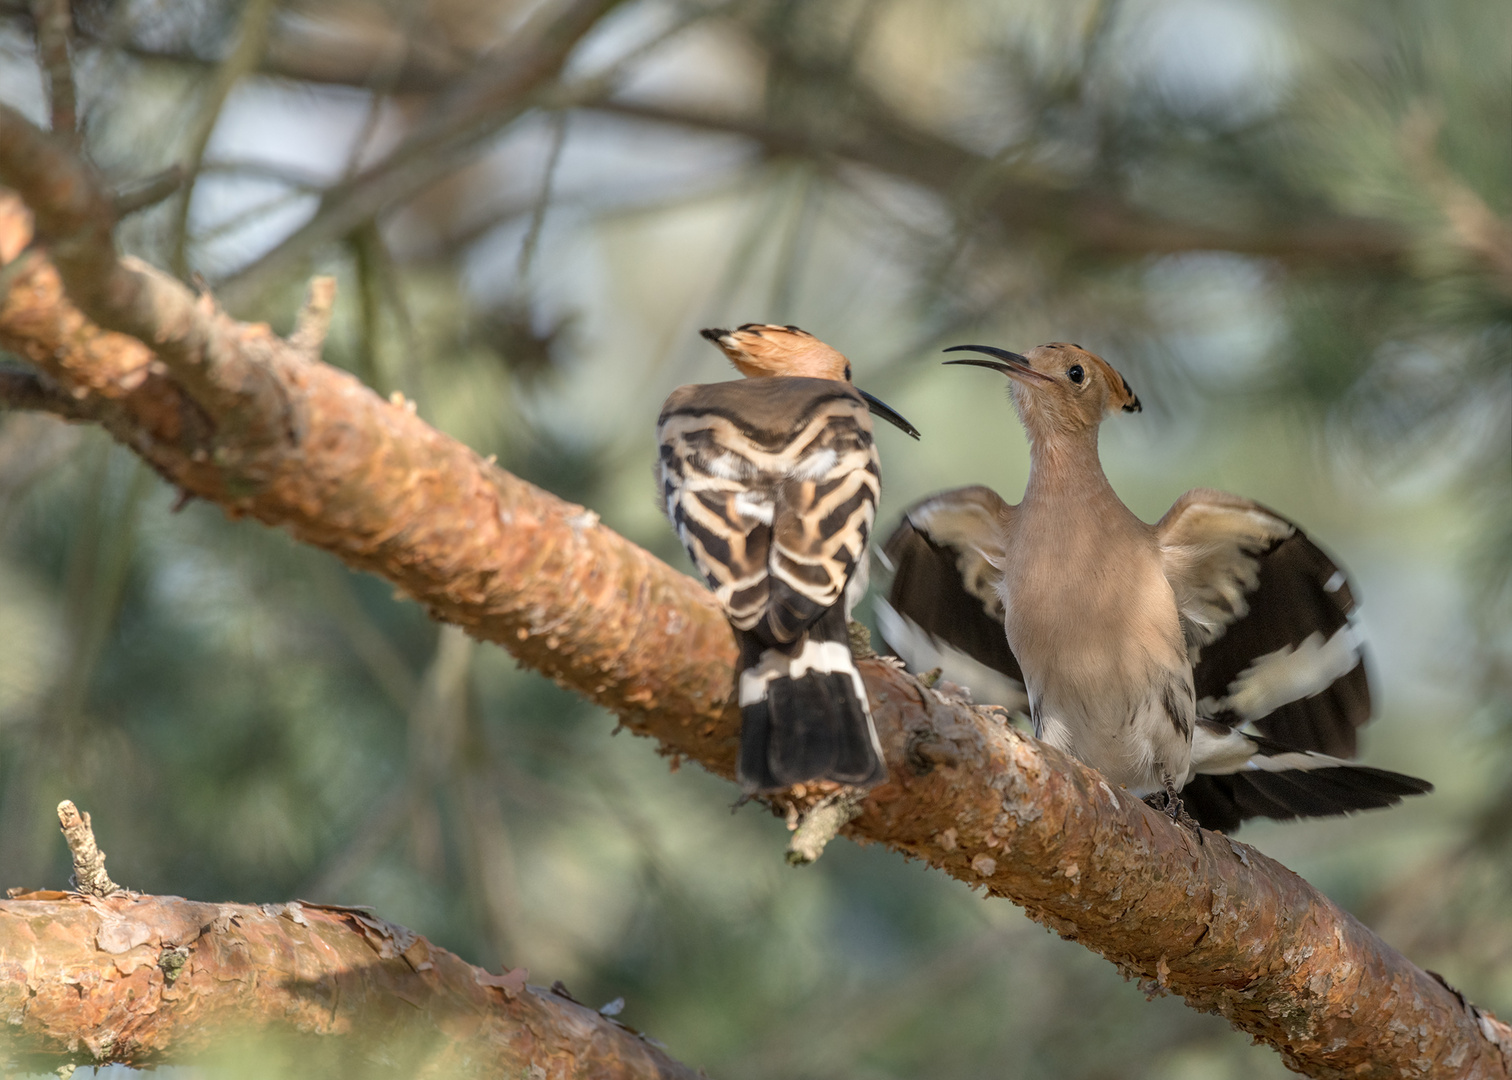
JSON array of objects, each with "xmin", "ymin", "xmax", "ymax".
[
  {"xmin": 878, "ymin": 343, "xmax": 1431, "ymax": 833},
  {"xmin": 657, "ymin": 324, "xmax": 919, "ymax": 793}
]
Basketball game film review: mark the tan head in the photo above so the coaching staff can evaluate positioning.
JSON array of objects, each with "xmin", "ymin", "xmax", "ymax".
[
  {"xmin": 701, "ymin": 324, "xmax": 852, "ymax": 381},
  {"xmin": 943, "ymin": 341, "xmax": 1140, "ymax": 438},
  {"xmin": 701, "ymin": 323, "xmax": 920, "ymax": 438}
]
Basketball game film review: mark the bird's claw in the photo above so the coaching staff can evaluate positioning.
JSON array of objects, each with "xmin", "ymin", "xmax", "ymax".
[{"xmin": 1143, "ymin": 782, "xmax": 1205, "ymax": 845}]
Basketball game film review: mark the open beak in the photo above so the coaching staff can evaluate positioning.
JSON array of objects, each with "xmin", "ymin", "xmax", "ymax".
[
  {"xmin": 858, "ymin": 389, "xmax": 921, "ymax": 440},
  {"xmin": 943, "ymin": 344, "xmax": 1054, "ymax": 385}
]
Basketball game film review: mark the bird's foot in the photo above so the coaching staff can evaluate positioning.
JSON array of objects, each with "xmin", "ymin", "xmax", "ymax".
[{"xmin": 1144, "ymin": 780, "xmax": 1204, "ymax": 844}]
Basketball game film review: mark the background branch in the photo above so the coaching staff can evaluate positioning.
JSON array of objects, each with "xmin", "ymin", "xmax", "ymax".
[
  {"xmin": 0, "ymin": 891, "xmax": 699, "ymax": 1077},
  {"xmin": 23, "ymin": 5, "xmax": 1418, "ymax": 276},
  {"xmin": 0, "ymin": 107, "xmax": 287, "ymax": 429},
  {"xmin": 214, "ymin": 0, "xmax": 623, "ymax": 309},
  {"xmin": 0, "ymin": 361, "xmax": 97, "ymax": 421},
  {"xmin": 29, "ymin": 0, "xmax": 76, "ymax": 143},
  {"xmin": 167, "ymin": 0, "xmax": 278, "ymax": 277},
  {"xmin": 587, "ymin": 100, "xmax": 1410, "ymax": 266},
  {"xmin": 0, "ymin": 115, "xmax": 1507, "ymax": 1080}
]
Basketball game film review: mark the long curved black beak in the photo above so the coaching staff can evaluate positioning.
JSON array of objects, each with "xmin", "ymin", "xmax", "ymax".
[
  {"xmin": 943, "ymin": 344, "xmax": 1053, "ymax": 385},
  {"xmin": 858, "ymin": 389, "xmax": 921, "ymax": 440}
]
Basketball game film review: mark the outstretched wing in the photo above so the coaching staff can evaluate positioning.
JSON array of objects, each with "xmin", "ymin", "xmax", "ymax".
[
  {"xmin": 658, "ymin": 377, "xmax": 880, "ymax": 646},
  {"xmin": 1157, "ymin": 488, "xmax": 1370, "ymax": 757},
  {"xmin": 879, "ymin": 486, "xmax": 1028, "ymax": 710}
]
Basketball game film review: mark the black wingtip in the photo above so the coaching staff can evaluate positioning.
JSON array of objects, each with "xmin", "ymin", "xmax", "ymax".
[{"xmin": 1182, "ymin": 764, "xmax": 1433, "ymax": 833}]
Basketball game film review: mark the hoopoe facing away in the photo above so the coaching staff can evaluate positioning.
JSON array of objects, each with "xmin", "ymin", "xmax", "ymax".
[
  {"xmin": 878, "ymin": 343, "xmax": 1431, "ymax": 833},
  {"xmin": 658, "ymin": 324, "xmax": 918, "ymax": 793}
]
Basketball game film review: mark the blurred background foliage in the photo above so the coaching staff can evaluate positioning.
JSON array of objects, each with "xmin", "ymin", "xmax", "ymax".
[{"xmin": 0, "ymin": 0, "xmax": 1508, "ymax": 1075}]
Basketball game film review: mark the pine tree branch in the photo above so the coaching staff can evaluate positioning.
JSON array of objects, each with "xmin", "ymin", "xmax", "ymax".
[
  {"xmin": 70, "ymin": 14, "xmax": 471, "ymax": 95},
  {"xmin": 213, "ymin": 0, "xmax": 624, "ymax": 310},
  {"xmin": 0, "ymin": 360, "xmax": 98, "ymax": 421},
  {"xmin": 29, "ymin": 0, "xmax": 78, "ymax": 144},
  {"xmin": 0, "ymin": 892, "xmax": 699, "ymax": 1077},
  {"xmin": 0, "ymin": 109, "xmax": 1508, "ymax": 1080},
  {"xmin": 51, "ymin": 11, "xmax": 1412, "ymax": 271},
  {"xmin": 586, "ymin": 100, "xmax": 1410, "ymax": 266},
  {"xmin": 0, "ymin": 109, "xmax": 288, "ymax": 430}
]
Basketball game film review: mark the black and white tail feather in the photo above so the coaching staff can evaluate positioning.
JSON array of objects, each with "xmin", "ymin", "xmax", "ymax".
[
  {"xmin": 736, "ymin": 606, "xmax": 882, "ymax": 790},
  {"xmin": 881, "ymin": 485, "xmax": 1431, "ymax": 832},
  {"xmin": 658, "ymin": 338, "xmax": 887, "ymax": 792}
]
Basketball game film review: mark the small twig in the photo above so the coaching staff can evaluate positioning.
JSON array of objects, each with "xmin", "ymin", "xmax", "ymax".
[
  {"xmin": 351, "ymin": 222, "xmax": 423, "ymax": 402},
  {"xmin": 112, "ymin": 165, "xmax": 186, "ymax": 218},
  {"xmin": 216, "ymin": 0, "xmax": 624, "ymax": 310},
  {"xmin": 30, "ymin": 0, "xmax": 78, "ymax": 143},
  {"xmin": 0, "ymin": 245, "xmax": 42, "ymax": 300},
  {"xmin": 56, "ymin": 799, "xmax": 119, "ymax": 897},
  {"xmin": 289, "ymin": 275, "xmax": 337, "ymax": 356},
  {"xmin": 785, "ymin": 790, "xmax": 865, "ymax": 866},
  {"xmin": 906, "ymin": 729, "xmax": 963, "ymax": 773},
  {"xmin": 1399, "ymin": 105, "xmax": 1512, "ymax": 299},
  {"xmin": 169, "ymin": 0, "xmax": 279, "ymax": 277},
  {"xmin": 0, "ymin": 363, "xmax": 95, "ymax": 421},
  {"xmin": 0, "ymin": 103, "xmax": 275, "ymax": 424},
  {"xmin": 517, "ymin": 110, "xmax": 569, "ymax": 281},
  {"xmin": 335, "ymin": 0, "xmax": 430, "ymax": 185}
]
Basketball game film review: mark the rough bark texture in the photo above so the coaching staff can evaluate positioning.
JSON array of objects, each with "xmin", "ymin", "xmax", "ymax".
[
  {"xmin": 2, "ymin": 113, "xmax": 1510, "ymax": 1079},
  {"xmin": 55, "ymin": 800, "xmax": 120, "ymax": 898},
  {"xmin": 0, "ymin": 893, "xmax": 700, "ymax": 1078}
]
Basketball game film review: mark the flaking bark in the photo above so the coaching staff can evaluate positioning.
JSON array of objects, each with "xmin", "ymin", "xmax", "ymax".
[
  {"xmin": 0, "ymin": 893, "xmax": 698, "ymax": 1078},
  {"xmin": 1, "ymin": 115, "xmax": 1509, "ymax": 1078}
]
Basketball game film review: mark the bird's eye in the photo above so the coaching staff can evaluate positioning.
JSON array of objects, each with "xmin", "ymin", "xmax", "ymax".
[
  {"xmin": 1067, "ymin": 365, "xmax": 1085, "ymax": 384},
  {"xmin": 843, "ymin": 363, "xmax": 852, "ymax": 381}
]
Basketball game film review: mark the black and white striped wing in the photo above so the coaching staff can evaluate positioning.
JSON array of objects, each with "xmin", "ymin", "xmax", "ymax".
[
  {"xmin": 879, "ymin": 486, "xmax": 1029, "ymax": 711},
  {"xmin": 657, "ymin": 378, "xmax": 880, "ymax": 644},
  {"xmin": 1157, "ymin": 488, "xmax": 1370, "ymax": 757}
]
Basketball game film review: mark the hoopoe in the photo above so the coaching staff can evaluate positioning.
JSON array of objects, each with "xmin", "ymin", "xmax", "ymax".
[
  {"xmin": 657, "ymin": 324, "xmax": 919, "ymax": 793},
  {"xmin": 878, "ymin": 343, "xmax": 1431, "ymax": 832}
]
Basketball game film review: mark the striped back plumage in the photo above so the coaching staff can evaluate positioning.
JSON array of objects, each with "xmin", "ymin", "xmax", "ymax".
[
  {"xmin": 658, "ymin": 375, "xmax": 886, "ymax": 791},
  {"xmin": 659, "ymin": 378, "xmax": 881, "ymax": 642}
]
